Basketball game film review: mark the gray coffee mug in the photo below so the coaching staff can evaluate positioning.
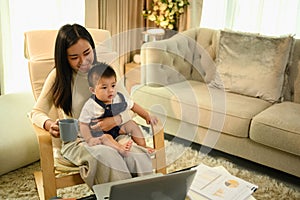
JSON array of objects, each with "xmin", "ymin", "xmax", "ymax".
[{"xmin": 59, "ymin": 119, "xmax": 79, "ymax": 142}]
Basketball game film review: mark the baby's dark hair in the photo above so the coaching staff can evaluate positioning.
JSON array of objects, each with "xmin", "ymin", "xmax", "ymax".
[{"xmin": 88, "ymin": 62, "xmax": 116, "ymax": 88}]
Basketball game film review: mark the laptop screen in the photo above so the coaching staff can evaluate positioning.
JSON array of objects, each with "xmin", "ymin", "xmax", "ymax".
[{"xmin": 109, "ymin": 169, "xmax": 196, "ymax": 200}]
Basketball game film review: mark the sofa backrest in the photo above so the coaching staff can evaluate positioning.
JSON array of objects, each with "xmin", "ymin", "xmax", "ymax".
[
  {"xmin": 284, "ymin": 39, "xmax": 300, "ymax": 103},
  {"xmin": 141, "ymin": 27, "xmax": 300, "ymax": 104},
  {"xmin": 182, "ymin": 28, "xmax": 218, "ymax": 61},
  {"xmin": 182, "ymin": 28, "xmax": 218, "ymax": 84}
]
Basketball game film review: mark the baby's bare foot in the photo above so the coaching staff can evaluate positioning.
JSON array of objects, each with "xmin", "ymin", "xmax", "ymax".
[
  {"xmin": 125, "ymin": 140, "xmax": 133, "ymax": 150},
  {"xmin": 118, "ymin": 140, "xmax": 133, "ymax": 156}
]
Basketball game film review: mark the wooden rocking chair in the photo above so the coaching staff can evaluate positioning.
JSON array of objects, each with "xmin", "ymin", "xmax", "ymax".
[{"xmin": 24, "ymin": 28, "xmax": 166, "ymax": 200}]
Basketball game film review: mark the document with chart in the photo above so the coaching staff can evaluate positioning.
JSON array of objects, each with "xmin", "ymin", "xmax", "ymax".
[{"xmin": 190, "ymin": 164, "xmax": 258, "ymax": 200}]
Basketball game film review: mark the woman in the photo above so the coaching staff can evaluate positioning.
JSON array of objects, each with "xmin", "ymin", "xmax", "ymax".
[{"xmin": 30, "ymin": 23, "xmax": 153, "ymax": 187}]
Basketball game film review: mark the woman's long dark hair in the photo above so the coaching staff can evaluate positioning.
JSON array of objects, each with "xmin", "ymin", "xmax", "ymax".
[{"xmin": 52, "ymin": 24, "xmax": 97, "ymax": 116}]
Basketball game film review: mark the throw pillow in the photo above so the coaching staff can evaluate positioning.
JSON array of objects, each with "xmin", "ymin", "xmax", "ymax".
[{"xmin": 215, "ymin": 30, "xmax": 293, "ymax": 103}]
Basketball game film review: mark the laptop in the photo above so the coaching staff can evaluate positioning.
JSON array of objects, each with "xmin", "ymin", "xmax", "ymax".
[{"xmin": 93, "ymin": 169, "xmax": 197, "ymax": 200}]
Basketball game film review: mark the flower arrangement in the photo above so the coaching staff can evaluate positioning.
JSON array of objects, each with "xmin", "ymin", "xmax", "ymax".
[{"xmin": 142, "ymin": 0, "xmax": 190, "ymax": 30}]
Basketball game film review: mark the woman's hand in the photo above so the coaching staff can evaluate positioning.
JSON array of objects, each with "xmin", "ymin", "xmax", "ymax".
[
  {"xmin": 90, "ymin": 115, "xmax": 122, "ymax": 131},
  {"xmin": 45, "ymin": 119, "xmax": 60, "ymax": 138}
]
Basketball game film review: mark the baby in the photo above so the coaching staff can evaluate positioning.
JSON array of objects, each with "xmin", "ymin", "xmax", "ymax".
[{"xmin": 79, "ymin": 62, "xmax": 157, "ymax": 156}]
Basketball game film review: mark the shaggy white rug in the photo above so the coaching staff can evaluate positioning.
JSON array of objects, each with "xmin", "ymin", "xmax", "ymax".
[{"xmin": 0, "ymin": 140, "xmax": 299, "ymax": 200}]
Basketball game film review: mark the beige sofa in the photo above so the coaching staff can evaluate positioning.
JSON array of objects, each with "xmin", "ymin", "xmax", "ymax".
[
  {"xmin": 0, "ymin": 92, "xmax": 39, "ymax": 175},
  {"xmin": 132, "ymin": 28, "xmax": 300, "ymax": 177}
]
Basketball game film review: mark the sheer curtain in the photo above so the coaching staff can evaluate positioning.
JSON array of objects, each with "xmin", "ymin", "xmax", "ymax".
[
  {"xmin": 93, "ymin": 0, "xmax": 146, "ymax": 75},
  {"xmin": 200, "ymin": 0, "xmax": 300, "ymax": 38},
  {"xmin": 90, "ymin": 0, "xmax": 203, "ymax": 72},
  {"xmin": 0, "ymin": 0, "xmax": 85, "ymax": 94}
]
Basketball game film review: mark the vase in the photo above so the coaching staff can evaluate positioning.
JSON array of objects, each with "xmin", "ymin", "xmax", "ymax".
[{"xmin": 164, "ymin": 29, "xmax": 178, "ymax": 39}]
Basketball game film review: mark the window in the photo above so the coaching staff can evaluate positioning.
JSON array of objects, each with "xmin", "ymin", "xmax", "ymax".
[
  {"xmin": 0, "ymin": 0, "xmax": 85, "ymax": 94},
  {"xmin": 200, "ymin": 0, "xmax": 300, "ymax": 38}
]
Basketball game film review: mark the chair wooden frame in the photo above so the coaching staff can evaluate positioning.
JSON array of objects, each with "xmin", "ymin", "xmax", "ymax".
[{"xmin": 33, "ymin": 120, "xmax": 166, "ymax": 200}]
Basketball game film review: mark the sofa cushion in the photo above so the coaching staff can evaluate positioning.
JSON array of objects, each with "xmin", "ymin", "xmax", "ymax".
[
  {"xmin": 250, "ymin": 102, "xmax": 300, "ymax": 156},
  {"xmin": 132, "ymin": 80, "xmax": 271, "ymax": 138},
  {"xmin": 215, "ymin": 30, "xmax": 294, "ymax": 103}
]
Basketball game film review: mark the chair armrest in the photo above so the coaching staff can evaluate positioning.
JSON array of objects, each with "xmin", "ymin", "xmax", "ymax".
[
  {"xmin": 151, "ymin": 120, "xmax": 166, "ymax": 174},
  {"xmin": 32, "ymin": 124, "xmax": 56, "ymax": 183}
]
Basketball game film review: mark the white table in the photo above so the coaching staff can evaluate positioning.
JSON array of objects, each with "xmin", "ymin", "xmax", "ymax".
[
  {"xmin": 93, "ymin": 171, "xmax": 256, "ymax": 200},
  {"xmin": 187, "ymin": 190, "xmax": 256, "ymax": 200}
]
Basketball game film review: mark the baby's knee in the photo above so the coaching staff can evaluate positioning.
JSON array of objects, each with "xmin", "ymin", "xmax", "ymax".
[
  {"xmin": 125, "ymin": 120, "xmax": 137, "ymax": 126},
  {"xmin": 124, "ymin": 120, "xmax": 139, "ymax": 130},
  {"xmin": 101, "ymin": 134, "xmax": 112, "ymax": 142}
]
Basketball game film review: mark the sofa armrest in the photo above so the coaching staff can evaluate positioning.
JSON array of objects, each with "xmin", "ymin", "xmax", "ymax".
[
  {"xmin": 140, "ymin": 28, "xmax": 218, "ymax": 87},
  {"xmin": 140, "ymin": 34, "xmax": 194, "ymax": 87}
]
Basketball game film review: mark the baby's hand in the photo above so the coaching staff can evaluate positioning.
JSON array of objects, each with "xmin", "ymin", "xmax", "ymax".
[
  {"xmin": 146, "ymin": 115, "xmax": 158, "ymax": 125},
  {"xmin": 86, "ymin": 137, "xmax": 102, "ymax": 146}
]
